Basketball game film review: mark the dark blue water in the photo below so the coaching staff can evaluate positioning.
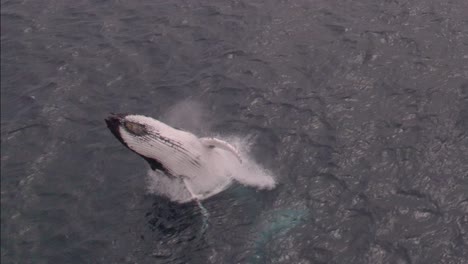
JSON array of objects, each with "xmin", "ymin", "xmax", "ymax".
[{"xmin": 2, "ymin": 0, "xmax": 468, "ymax": 263}]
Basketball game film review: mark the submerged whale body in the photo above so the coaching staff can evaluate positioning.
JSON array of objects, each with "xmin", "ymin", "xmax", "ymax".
[{"xmin": 105, "ymin": 113, "xmax": 275, "ymax": 203}]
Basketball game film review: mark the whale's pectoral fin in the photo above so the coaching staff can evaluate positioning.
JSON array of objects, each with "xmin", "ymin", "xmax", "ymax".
[{"xmin": 199, "ymin": 137, "xmax": 242, "ymax": 163}]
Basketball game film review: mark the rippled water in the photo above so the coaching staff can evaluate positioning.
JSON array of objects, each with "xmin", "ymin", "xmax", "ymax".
[{"xmin": 2, "ymin": 0, "xmax": 468, "ymax": 263}]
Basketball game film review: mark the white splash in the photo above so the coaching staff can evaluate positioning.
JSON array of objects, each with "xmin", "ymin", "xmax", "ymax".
[
  {"xmin": 146, "ymin": 134, "xmax": 276, "ymax": 203},
  {"xmin": 220, "ymin": 135, "xmax": 276, "ymax": 189}
]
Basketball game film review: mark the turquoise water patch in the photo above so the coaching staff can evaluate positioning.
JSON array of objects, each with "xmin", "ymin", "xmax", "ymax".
[{"xmin": 249, "ymin": 208, "xmax": 309, "ymax": 263}]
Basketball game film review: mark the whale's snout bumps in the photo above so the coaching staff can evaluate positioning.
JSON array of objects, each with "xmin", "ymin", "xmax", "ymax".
[{"xmin": 105, "ymin": 113, "xmax": 276, "ymax": 203}]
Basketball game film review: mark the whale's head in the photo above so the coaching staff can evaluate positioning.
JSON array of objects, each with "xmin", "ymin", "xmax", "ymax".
[
  {"xmin": 105, "ymin": 113, "xmax": 171, "ymax": 174},
  {"xmin": 105, "ymin": 113, "xmax": 150, "ymax": 144}
]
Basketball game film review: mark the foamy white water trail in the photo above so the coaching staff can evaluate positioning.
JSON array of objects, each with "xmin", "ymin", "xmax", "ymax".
[{"xmin": 147, "ymin": 135, "xmax": 276, "ymax": 203}]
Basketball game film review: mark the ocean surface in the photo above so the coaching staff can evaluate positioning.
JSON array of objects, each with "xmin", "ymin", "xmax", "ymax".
[{"xmin": 1, "ymin": 0, "xmax": 468, "ymax": 263}]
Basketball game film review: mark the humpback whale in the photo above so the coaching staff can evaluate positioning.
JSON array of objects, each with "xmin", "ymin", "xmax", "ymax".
[{"xmin": 105, "ymin": 113, "xmax": 246, "ymax": 202}]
